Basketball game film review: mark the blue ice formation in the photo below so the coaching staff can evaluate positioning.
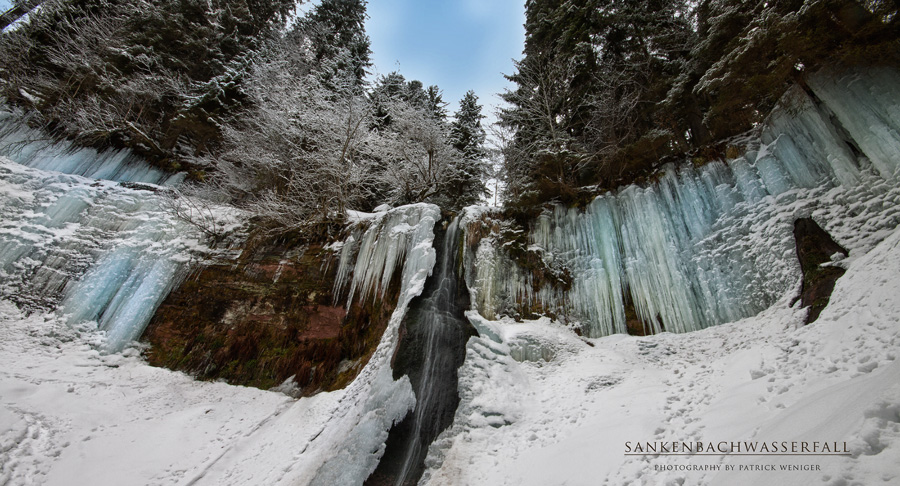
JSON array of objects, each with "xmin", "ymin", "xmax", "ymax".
[
  {"xmin": 0, "ymin": 113, "xmax": 193, "ymax": 351},
  {"xmin": 466, "ymin": 67, "xmax": 900, "ymax": 337}
]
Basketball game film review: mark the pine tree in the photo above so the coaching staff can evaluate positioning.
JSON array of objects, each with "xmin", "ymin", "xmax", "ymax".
[
  {"xmin": 298, "ymin": 0, "xmax": 372, "ymax": 91},
  {"xmin": 0, "ymin": 0, "xmax": 295, "ymax": 164},
  {"xmin": 441, "ymin": 91, "xmax": 488, "ymax": 209},
  {"xmin": 687, "ymin": 0, "xmax": 898, "ymax": 142},
  {"xmin": 500, "ymin": 0, "xmax": 900, "ymax": 209},
  {"xmin": 499, "ymin": 0, "xmax": 704, "ymax": 204},
  {"xmin": 424, "ymin": 85, "xmax": 448, "ymax": 121},
  {"xmin": 450, "ymin": 91, "xmax": 486, "ymax": 160},
  {"xmin": 369, "ymin": 73, "xmax": 447, "ymax": 129}
]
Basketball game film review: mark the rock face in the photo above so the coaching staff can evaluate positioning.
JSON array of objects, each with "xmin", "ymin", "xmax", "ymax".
[
  {"xmin": 142, "ymin": 237, "xmax": 399, "ymax": 395},
  {"xmin": 624, "ymin": 294, "xmax": 656, "ymax": 337},
  {"xmin": 794, "ymin": 217, "xmax": 848, "ymax": 324}
]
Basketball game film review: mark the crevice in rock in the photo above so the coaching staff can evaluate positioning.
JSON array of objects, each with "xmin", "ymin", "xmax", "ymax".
[{"xmin": 793, "ymin": 217, "xmax": 848, "ymax": 324}]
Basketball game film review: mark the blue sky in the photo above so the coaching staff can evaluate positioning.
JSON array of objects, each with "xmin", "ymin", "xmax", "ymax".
[{"xmin": 366, "ymin": 0, "xmax": 525, "ymax": 123}]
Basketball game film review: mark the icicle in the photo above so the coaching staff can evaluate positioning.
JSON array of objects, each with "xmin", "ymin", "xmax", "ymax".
[
  {"xmin": 333, "ymin": 204, "xmax": 440, "ymax": 308},
  {"xmin": 0, "ymin": 112, "xmax": 184, "ymax": 186},
  {"xmin": 1, "ymin": 145, "xmax": 199, "ymax": 352},
  {"xmin": 572, "ymin": 196, "xmax": 626, "ymax": 336},
  {"xmin": 466, "ymin": 67, "xmax": 900, "ymax": 337},
  {"xmin": 730, "ymin": 155, "xmax": 768, "ymax": 202},
  {"xmin": 61, "ymin": 246, "xmax": 188, "ymax": 352},
  {"xmin": 332, "ymin": 231, "xmax": 360, "ymax": 303},
  {"xmin": 808, "ymin": 67, "xmax": 900, "ymax": 180}
]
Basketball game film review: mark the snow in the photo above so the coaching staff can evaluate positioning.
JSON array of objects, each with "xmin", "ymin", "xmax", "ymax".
[
  {"xmin": 423, "ymin": 224, "xmax": 900, "ymax": 486},
  {"xmin": 3, "ymin": 217, "xmax": 897, "ymax": 485},
  {"xmin": 0, "ymin": 115, "xmax": 443, "ymax": 483},
  {"xmin": 0, "ymin": 301, "xmax": 293, "ymax": 486}
]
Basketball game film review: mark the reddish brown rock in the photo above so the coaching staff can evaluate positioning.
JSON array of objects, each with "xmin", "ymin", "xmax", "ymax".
[{"xmin": 142, "ymin": 236, "xmax": 400, "ymax": 395}]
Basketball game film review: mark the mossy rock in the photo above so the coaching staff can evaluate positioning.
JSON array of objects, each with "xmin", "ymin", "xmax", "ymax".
[{"xmin": 142, "ymin": 235, "xmax": 401, "ymax": 396}]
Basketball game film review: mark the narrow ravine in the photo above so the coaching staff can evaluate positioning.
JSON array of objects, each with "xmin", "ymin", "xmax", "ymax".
[{"xmin": 365, "ymin": 217, "xmax": 476, "ymax": 486}]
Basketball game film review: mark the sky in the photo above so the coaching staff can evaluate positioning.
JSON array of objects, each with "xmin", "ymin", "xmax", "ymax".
[{"xmin": 365, "ymin": 0, "xmax": 525, "ymax": 124}]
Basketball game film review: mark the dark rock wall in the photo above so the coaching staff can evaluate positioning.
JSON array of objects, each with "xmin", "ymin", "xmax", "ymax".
[
  {"xmin": 794, "ymin": 217, "xmax": 848, "ymax": 324},
  {"xmin": 142, "ymin": 237, "xmax": 400, "ymax": 395}
]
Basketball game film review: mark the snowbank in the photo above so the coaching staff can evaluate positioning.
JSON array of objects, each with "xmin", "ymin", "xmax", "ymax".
[{"xmin": 424, "ymin": 225, "xmax": 900, "ymax": 486}]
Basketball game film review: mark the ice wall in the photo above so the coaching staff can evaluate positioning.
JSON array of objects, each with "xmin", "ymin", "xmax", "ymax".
[
  {"xmin": 0, "ymin": 119, "xmax": 200, "ymax": 352},
  {"xmin": 466, "ymin": 67, "xmax": 900, "ymax": 337},
  {"xmin": 0, "ymin": 110, "xmax": 184, "ymax": 186}
]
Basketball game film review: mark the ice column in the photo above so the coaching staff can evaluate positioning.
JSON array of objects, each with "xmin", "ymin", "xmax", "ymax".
[
  {"xmin": 0, "ymin": 125, "xmax": 197, "ymax": 352},
  {"xmin": 467, "ymin": 67, "xmax": 900, "ymax": 337}
]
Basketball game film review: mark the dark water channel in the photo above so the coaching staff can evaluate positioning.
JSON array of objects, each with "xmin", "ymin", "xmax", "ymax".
[{"xmin": 364, "ymin": 217, "xmax": 476, "ymax": 486}]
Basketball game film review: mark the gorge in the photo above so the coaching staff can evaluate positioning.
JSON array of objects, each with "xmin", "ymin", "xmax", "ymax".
[{"xmin": 1, "ymin": 31, "xmax": 900, "ymax": 486}]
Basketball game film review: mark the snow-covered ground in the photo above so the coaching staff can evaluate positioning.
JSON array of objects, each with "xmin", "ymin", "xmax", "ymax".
[
  {"xmin": 0, "ymin": 223, "xmax": 897, "ymax": 485},
  {"xmin": 1, "ymin": 161, "xmax": 899, "ymax": 486},
  {"xmin": 0, "ymin": 304, "xmax": 295, "ymax": 485},
  {"xmin": 425, "ymin": 225, "xmax": 900, "ymax": 486}
]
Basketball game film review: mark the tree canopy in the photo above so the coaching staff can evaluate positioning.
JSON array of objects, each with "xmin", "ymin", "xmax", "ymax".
[
  {"xmin": 499, "ymin": 0, "xmax": 900, "ymax": 207},
  {"xmin": 0, "ymin": 0, "xmax": 489, "ymax": 235}
]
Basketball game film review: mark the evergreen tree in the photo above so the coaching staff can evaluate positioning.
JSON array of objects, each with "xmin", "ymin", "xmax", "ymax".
[
  {"xmin": 441, "ymin": 91, "xmax": 488, "ymax": 208},
  {"xmin": 424, "ymin": 85, "xmax": 448, "ymax": 121},
  {"xmin": 499, "ymin": 0, "xmax": 694, "ymax": 204},
  {"xmin": 499, "ymin": 0, "xmax": 899, "ymax": 207},
  {"xmin": 298, "ymin": 0, "xmax": 372, "ymax": 91},
  {"xmin": 450, "ymin": 91, "xmax": 486, "ymax": 160},
  {"xmin": 369, "ymin": 72, "xmax": 447, "ymax": 128},
  {"xmin": 687, "ymin": 0, "xmax": 899, "ymax": 141},
  {"xmin": 0, "ymin": 0, "xmax": 295, "ymax": 165}
]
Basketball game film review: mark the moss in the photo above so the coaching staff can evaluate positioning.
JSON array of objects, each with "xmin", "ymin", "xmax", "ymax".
[
  {"xmin": 142, "ymin": 233, "xmax": 402, "ymax": 396},
  {"xmin": 724, "ymin": 144, "xmax": 743, "ymax": 160}
]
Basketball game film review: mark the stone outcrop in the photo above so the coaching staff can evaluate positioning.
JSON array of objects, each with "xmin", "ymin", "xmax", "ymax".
[
  {"xmin": 793, "ymin": 218, "xmax": 848, "ymax": 324},
  {"xmin": 143, "ymin": 236, "xmax": 399, "ymax": 395}
]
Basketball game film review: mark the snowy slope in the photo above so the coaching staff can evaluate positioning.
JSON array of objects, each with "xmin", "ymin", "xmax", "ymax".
[
  {"xmin": 0, "ymin": 303, "xmax": 294, "ymax": 486},
  {"xmin": 423, "ymin": 226, "xmax": 900, "ymax": 486},
  {"xmin": 1, "ymin": 219, "xmax": 897, "ymax": 485}
]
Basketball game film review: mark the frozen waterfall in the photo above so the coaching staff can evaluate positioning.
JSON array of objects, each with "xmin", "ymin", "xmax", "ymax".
[
  {"xmin": 466, "ymin": 66, "xmax": 900, "ymax": 337},
  {"xmin": 365, "ymin": 217, "xmax": 474, "ymax": 486},
  {"xmin": 0, "ymin": 115, "xmax": 199, "ymax": 351},
  {"xmin": 309, "ymin": 203, "xmax": 441, "ymax": 486}
]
